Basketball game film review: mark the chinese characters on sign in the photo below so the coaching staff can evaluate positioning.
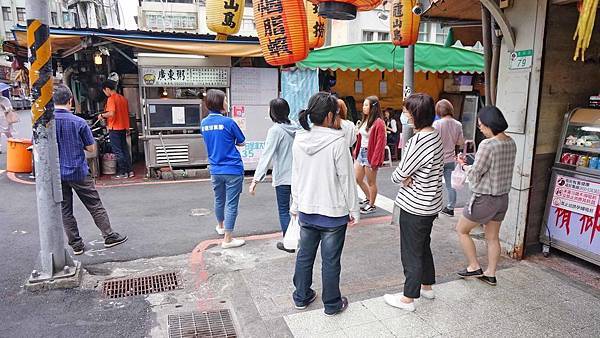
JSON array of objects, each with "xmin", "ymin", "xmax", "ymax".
[
  {"xmin": 222, "ymin": 0, "xmax": 240, "ymax": 28},
  {"xmin": 552, "ymin": 175, "xmax": 600, "ymax": 217},
  {"xmin": 549, "ymin": 175, "xmax": 600, "ymax": 246},
  {"xmin": 141, "ymin": 67, "xmax": 230, "ymax": 87},
  {"xmin": 257, "ymin": 0, "xmax": 291, "ymax": 57},
  {"xmin": 391, "ymin": 2, "xmax": 403, "ymax": 42}
]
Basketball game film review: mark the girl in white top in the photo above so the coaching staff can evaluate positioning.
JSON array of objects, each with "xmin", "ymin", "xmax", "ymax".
[{"xmin": 336, "ymin": 99, "xmax": 357, "ymax": 148}]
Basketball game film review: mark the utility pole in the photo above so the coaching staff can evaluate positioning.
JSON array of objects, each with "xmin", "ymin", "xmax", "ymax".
[
  {"xmin": 401, "ymin": 45, "xmax": 415, "ymax": 155},
  {"xmin": 26, "ymin": 0, "xmax": 78, "ymax": 287}
]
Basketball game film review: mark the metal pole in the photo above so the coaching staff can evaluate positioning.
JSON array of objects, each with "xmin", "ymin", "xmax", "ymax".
[
  {"xmin": 401, "ymin": 45, "xmax": 415, "ymax": 155},
  {"xmin": 27, "ymin": 0, "xmax": 76, "ymax": 284}
]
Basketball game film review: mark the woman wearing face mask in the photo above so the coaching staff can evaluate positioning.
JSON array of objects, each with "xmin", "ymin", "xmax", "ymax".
[
  {"xmin": 291, "ymin": 92, "xmax": 360, "ymax": 317},
  {"xmin": 353, "ymin": 96, "xmax": 387, "ymax": 215},
  {"xmin": 249, "ymin": 98, "xmax": 299, "ymax": 253},
  {"xmin": 384, "ymin": 93, "xmax": 444, "ymax": 312},
  {"xmin": 456, "ymin": 106, "xmax": 516, "ymax": 286}
]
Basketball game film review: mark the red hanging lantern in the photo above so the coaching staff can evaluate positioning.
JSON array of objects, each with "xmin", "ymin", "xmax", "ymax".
[
  {"xmin": 305, "ymin": 1, "xmax": 326, "ymax": 49},
  {"xmin": 309, "ymin": 0, "xmax": 383, "ymax": 20},
  {"xmin": 390, "ymin": 0, "xmax": 420, "ymax": 46},
  {"xmin": 254, "ymin": 0, "xmax": 309, "ymax": 66}
]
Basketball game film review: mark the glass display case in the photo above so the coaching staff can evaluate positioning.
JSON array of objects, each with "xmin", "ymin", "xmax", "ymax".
[{"xmin": 540, "ymin": 108, "xmax": 600, "ymax": 266}]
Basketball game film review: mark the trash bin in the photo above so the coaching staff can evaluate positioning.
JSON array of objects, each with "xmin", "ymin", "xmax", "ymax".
[{"xmin": 6, "ymin": 138, "xmax": 33, "ymax": 173}]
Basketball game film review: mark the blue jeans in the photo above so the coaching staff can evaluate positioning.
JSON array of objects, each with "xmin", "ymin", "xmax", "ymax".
[
  {"xmin": 293, "ymin": 222, "xmax": 347, "ymax": 314},
  {"xmin": 109, "ymin": 130, "xmax": 132, "ymax": 175},
  {"xmin": 443, "ymin": 162, "xmax": 457, "ymax": 209},
  {"xmin": 275, "ymin": 185, "xmax": 291, "ymax": 235},
  {"xmin": 211, "ymin": 174, "xmax": 244, "ymax": 231}
]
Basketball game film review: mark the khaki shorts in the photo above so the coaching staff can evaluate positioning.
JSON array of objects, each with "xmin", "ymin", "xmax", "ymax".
[{"xmin": 463, "ymin": 194, "xmax": 509, "ymax": 224}]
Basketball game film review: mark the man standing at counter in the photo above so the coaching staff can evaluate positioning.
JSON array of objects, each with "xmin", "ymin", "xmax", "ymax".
[
  {"xmin": 54, "ymin": 85, "xmax": 128, "ymax": 255},
  {"xmin": 201, "ymin": 89, "xmax": 246, "ymax": 249},
  {"xmin": 98, "ymin": 80, "xmax": 133, "ymax": 179}
]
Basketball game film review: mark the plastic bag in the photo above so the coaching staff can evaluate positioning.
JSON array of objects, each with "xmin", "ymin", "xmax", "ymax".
[
  {"xmin": 283, "ymin": 216, "xmax": 300, "ymax": 251},
  {"xmin": 451, "ymin": 165, "xmax": 467, "ymax": 190}
]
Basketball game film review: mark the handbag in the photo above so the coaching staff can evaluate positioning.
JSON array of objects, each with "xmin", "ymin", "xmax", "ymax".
[
  {"xmin": 283, "ymin": 215, "xmax": 300, "ymax": 251},
  {"xmin": 451, "ymin": 165, "xmax": 467, "ymax": 190}
]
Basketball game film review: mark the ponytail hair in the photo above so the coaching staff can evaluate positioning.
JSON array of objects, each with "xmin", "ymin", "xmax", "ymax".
[
  {"xmin": 298, "ymin": 109, "xmax": 310, "ymax": 130},
  {"xmin": 298, "ymin": 92, "xmax": 339, "ymax": 131}
]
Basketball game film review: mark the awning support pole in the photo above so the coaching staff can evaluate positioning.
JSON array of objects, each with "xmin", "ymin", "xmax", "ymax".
[{"xmin": 111, "ymin": 45, "xmax": 137, "ymax": 66}]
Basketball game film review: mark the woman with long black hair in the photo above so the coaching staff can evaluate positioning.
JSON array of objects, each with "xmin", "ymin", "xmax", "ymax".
[
  {"xmin": 354, "ymin": 96, "xmax": 387, "ymax": 214},
  {"xmin": 291, "ymin": 92, "xmax": 360, "ymax": 316},
  {"xmin": 249, "ymin": 98, "xmax": 299, "ymax": 253}
]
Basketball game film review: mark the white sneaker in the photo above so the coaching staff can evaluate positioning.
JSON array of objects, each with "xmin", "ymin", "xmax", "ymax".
[
  {"xmin": 420, "ymin": 289, "xmax": 435, "ymax": 300},
  {"xmin": 383, "ymin": 294, "xmax": 415, "ymax": 312},
  {"xmin": 221, "ymin": 238, "xmax": 246, "ymax": 249},
  {"xmin": 215, "ymin": 226, "xmax": 225, "ymax": 235}
]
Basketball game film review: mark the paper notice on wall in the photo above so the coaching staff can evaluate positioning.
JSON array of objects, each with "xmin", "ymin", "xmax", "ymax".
[
  {"xmin": 233, "ymin": 117, "xmax": 246, "ymax": 131},
  {"xmin": 233, "ymin": 105, "xmax": 246, "ymax": 118},
  {"xmin": 172, "ymin": 107, "xmax": 185, "ymax": 125}
]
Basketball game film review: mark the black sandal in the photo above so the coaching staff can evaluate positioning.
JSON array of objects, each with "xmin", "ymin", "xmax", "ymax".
[{"xmin": 457, "ymin": 268, "xmax": 484, "ymax": 278}]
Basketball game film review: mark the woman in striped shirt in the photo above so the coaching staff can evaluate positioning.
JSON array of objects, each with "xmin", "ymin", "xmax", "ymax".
[
  {"xmin": 456, "ymin": 106, "xmax": 516, "ymax": 286},
  {"xmin": 384, "ymin": 94, "xmax": 444, "ymax": 312}
]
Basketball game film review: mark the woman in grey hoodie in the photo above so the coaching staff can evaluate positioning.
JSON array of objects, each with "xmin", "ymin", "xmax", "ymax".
[
  {"xmin": 290, "ymin": 92, "xmax": 360, "ymax": 317},
  {"xmin": 249, "ymin": 98, "xmax": 299, "ymax": 253}
]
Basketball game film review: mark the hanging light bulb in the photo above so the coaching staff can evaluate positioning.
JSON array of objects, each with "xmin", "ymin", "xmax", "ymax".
[
  {"xmin": 161, "ymin": 88, "xmax": 168, "ymax": 98},
  {"xmin": 94, "ymin": 52, "xmax": 103, "ymax": 65}
]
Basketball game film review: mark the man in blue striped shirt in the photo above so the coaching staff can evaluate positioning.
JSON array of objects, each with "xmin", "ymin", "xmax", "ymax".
[{"xmin": 54, "ymin": 85, "xmax": 127, "ymax": 255}]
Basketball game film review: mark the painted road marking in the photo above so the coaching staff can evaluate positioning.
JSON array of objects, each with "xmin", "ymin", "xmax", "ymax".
[{"xmin": 357, "ymin": 190, "xmax": 396, "ymax": 213}]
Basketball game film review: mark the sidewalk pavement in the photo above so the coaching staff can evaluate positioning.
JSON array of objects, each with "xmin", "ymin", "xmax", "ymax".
[
  {"xmin": 80, "ymin": 209, "xmax": 597, "ymax": 338},
  {"xmin": 284, "ymin": 264, "xmax": 600, "ymax": 337}
]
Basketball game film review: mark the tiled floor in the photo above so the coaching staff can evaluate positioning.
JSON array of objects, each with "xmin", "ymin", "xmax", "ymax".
[{"xmin": 284, "ymin": 264, "xmax": 600, "ymax": 337}]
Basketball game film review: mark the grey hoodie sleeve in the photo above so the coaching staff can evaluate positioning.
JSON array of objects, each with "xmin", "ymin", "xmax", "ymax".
[
  {"xmin": 253, "ymin": 126, "xmax": 280, "ymax": 182},
  {"xmin": 334, "ymin": 140, "xmax": 360, "ymax": 222}
]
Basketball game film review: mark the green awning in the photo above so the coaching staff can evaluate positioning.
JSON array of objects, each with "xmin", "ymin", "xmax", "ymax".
[{"xmin": 297, "ymin": 42, "xmax": 484, "ymax": 74}]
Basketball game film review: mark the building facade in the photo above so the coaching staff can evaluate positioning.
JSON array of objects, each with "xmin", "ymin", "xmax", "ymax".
[
  {"xmin": 330, "ymin": 6, "xmax": 451, "ymax": 46},
  {"xmin": 137, "ymin": 0, "xmax": 257, "ymax": 37}
]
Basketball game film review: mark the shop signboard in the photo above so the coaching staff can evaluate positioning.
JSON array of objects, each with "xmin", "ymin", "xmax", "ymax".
[
  {"xmin": 546, "ymin": 174, "xmax": 600, "ymax": 255},
  {"xmin": 140, "ymin": 67, "xmax": 230, "ymax": 87}
]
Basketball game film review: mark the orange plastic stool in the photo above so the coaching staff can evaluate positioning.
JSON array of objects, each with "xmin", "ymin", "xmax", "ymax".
[{"xmin": 7, "ymin": 138, "xmax": 33, "ymax": 173}]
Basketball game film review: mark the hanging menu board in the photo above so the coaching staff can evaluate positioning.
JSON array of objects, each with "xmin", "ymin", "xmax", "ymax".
[{"xmin": 140, "ymin": 67, "xmax": 230, "ymax": 87}]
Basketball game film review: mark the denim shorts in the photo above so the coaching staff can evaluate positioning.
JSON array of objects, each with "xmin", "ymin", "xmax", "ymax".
[{"xmin": 357, "ymin": 147, "xmax": 370, "ymax": 167}]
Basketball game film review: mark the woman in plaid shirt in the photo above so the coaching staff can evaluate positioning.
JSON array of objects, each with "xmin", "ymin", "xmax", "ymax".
[{"xmin": 455, "ymin": 106, "xmax": 516, "ymax": 286}]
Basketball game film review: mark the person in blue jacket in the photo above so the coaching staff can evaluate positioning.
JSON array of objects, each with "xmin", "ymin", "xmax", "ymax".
[
  {"xmin": 201, "ymin": 89, "xmax": 246, "ymax": 249},
  {"xmin": 249, "ymin": 98, "xmax": 299, "ymax": 253}
]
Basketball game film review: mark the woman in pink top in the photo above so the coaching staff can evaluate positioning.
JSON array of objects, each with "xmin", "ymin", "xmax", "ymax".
[{"xmin": 432, "ymin": 99, "xmax": 464, "ymax": 217}]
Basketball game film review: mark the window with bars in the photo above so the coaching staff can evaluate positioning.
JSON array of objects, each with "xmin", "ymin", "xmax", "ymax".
[
  {"xmin": 2, "ymin": 7, "xmax": 11, "ymax": 21},
  {"xmin": 51, "ymin": 12, "xmax": 58, "ymax": 26},
  {"xmin": 378, "ymin": 32, "xmax": 390, "ymax": 41},
  {"xmin": 16, "ymin": 8, "xmax": 25, "ymax": 22},
  {"xmin": 362, "ymin": 31, "xmax": 374, "ymax": 42}
]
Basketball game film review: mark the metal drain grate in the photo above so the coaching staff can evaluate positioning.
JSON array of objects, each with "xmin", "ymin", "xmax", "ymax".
[
  {"xmin": 101, "ymin": 272, "xmax": 182, "ymax": 298},
  {"xmin": 168, "ymin": 310, "xmax": 237, "ymax": 338}
]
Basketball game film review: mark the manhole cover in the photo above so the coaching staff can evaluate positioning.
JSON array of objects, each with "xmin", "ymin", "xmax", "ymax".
[
  {"xmin": 101, "ymin": 271, "xmax": 182, "ymax": 298},
  {"xmin": 190, "ymin": 208, "xmax": 212, "ymax": 216},
  {"xmin": 168, "ymin": 310, "xmax": 237, "ymax": 338}
]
